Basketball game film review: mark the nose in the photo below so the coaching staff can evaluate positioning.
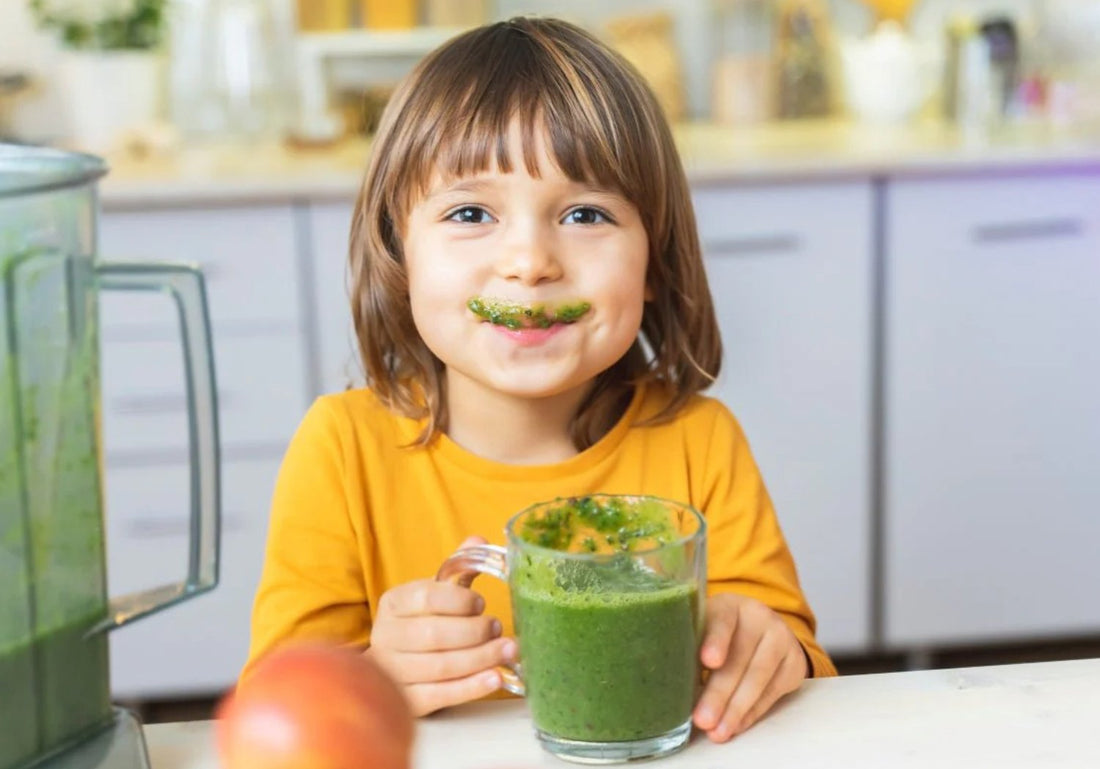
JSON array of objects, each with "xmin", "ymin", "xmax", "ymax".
[{"xmin": 495, "ymin": 221, "xmax": 563, "ymax": 285}]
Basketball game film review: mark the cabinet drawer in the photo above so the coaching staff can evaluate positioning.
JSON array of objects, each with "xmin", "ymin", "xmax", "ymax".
[
  {"xmin": 101, "ymin": 332, "xmax": 307, "ymax": 460},
  {"xmin": 883, "ymin": 174, "xmax": 1099, "ymax": 255},
  {"xmin": 99, "ymin": 205, "xmax": 302, "ymax": 336},
  {"xmin": 104, "ymin": 460, "xmax": 278, "ymax": 698},
  {"xmin": 692, "ymin": 184, "xmax": 868, "ymax": 259}
]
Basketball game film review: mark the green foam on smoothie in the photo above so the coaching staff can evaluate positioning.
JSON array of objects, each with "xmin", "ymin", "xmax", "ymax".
[{"xmin": 518, "ymin": 495, "xmax": 679, "ymax": 555}]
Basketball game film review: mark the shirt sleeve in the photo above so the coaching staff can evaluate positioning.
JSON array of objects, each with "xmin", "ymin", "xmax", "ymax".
[
  {"xmin": 699, "ymin": 403, "xmax": 837, "ymax": 678},
  {"xmin": 241, "ymin": 397, "xmax": 373, "ymax": 681}
]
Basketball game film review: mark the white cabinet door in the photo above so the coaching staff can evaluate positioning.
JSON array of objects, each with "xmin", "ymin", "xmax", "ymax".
[
  {"xmin": 105, "ymin": 459, "xmax": 279, "ymax": 699},
  {"xmin": 693, "ymin": 182, "xmax": 874, "ymax": 653},
  {"xmin": 99, "ymin": 205, "xmax": 303, "ymax": 337},
  {"xmin": 306, "ymin": 201, "xmax": 361, "ymax": 396},
  {"xmin": 100, "ymin": 333, "xmax": 307, "ymax": 461},
  {"xmin": 885, "ymin": 173, "xmax": 1100, "ymax": 647}
]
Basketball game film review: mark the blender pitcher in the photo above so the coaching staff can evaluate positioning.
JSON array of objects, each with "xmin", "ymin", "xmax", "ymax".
[{"xmin": 0, "ymin": 144, "xmax": 219, "ymax": 769}]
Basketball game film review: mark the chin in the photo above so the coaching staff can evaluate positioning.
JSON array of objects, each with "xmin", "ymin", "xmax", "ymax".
[{"xmin": 478, "ymin": 367, "xmax": 594, "ymax": 401}]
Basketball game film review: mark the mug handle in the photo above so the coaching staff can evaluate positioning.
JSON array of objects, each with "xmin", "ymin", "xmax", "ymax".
[{"xmin": 436, "ymin": 545, "xmax": 525, "ymax": 696}]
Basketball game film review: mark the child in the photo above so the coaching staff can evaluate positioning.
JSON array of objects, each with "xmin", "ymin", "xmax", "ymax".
[{"xmin": 246, "ymin": 16, "xmax": 836, "ymax": 744}]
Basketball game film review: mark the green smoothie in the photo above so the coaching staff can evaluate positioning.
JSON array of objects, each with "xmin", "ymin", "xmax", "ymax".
[
  {"xmin": 513, "ymin": 579, "xmax": 699, "ymax": 742},
  {"xmin": 0, "ymin": 640, "xmax": 39, "ymax": 769},
  {"xmin": 0, "ymin": 250, "xmax": 113, "ymax": 769}
]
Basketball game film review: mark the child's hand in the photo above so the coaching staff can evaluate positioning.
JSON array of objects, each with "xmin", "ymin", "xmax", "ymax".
[
  {"xmin": 692, "ymin": 593, "xmax": 809, "ymax": 742},
  {"xmin": 366, "ymin": 539, "xmax": 516, "ymax": 717}
]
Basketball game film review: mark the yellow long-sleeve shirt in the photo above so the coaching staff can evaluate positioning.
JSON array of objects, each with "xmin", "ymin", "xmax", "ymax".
[{"xmin": 245, "ymin": 383, "xmax": 837, "ymax": 680}]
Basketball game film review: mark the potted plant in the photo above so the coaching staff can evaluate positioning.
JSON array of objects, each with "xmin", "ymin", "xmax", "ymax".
[{"xmin": 29, "ymin": 0, "xmax": 167, "ymax": 150}]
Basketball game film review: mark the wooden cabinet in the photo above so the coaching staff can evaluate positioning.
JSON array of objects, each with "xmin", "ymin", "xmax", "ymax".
[
  {"xmin": 693, "ymin": 182, "xmax": 875, "ymax": 653},
  {"xmin": 884, "ymin": 172, "xmax": 1100, "ymax": 647}
]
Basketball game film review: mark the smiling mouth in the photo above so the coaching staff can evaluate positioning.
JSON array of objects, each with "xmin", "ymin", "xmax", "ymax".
[{"xmin": 467, "ymin": 297, "xmax": 592, "ymax": 330}]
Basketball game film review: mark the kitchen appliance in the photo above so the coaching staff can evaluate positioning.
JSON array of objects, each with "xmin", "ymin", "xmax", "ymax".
[
  {"xmin": 711, "ymin": 0, "xmax": 775, "ymax": 124},
  {"xmin": 0, "ymin": 144, "xmax": 220, "ymax": 769},
  {"xmin": 167, "ymin": 0, "xmax": 295, "ymax": 141},
  {"xmin": 773, "ymin": 0, "xmax": 836, "ymax": 119}
]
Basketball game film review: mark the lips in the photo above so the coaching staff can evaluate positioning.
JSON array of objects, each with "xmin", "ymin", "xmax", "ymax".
[{"xmin": 492, "ymin": 323, "xmax": 567, "ymax": 346}]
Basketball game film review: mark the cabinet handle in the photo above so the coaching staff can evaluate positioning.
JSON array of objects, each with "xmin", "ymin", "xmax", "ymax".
[
  {"xmin": 124, "ymin": 513, "xmax": 245, "ymax": 539},
  {"xmin": 972, "ymin": 218, "xmax": 1085, "ymax": 244},
  {"xmin": 112, "ymin": 391, "xmax": 231, "ymax": 415},
  {"xmin": 704, "ymin": 233, "xmax": 802, "ymax": 257}
]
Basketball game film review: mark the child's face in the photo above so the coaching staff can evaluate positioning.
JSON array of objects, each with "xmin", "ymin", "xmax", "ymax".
[{"xmin": 402, "ymin": 122, "xmax": 649, "ymax": 405}]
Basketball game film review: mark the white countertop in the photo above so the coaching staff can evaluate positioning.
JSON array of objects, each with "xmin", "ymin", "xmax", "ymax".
[
  {"xmin": 143, "ymin": 657, "xmax": 1100, "ymax": 769},
  {"xmin": 98, "ymin": 120, "xmax": 1100, "ymax": 208}
]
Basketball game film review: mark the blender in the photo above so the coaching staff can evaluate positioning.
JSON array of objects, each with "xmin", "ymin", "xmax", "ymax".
[{"xmin": 0, "ymin": 144, "xmax": 220, "ymax": 769}]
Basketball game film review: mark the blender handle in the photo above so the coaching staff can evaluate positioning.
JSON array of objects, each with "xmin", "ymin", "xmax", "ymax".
[{"xmin": 89, "ymin": 262, "xmax": 221, "ymax": 634}]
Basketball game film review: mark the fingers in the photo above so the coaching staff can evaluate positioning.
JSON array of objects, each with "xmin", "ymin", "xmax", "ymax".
[
  {"xmin": 379, "ymin": 579, "xmax": 485, "ymax": 618},
  {"xmin": 389, "ymin": 636, "xmax": 518, "ymax": 685},
  {"xmin": 735, "ymin": 648, "xmax": 805, "ymax": 734},
  {"xmin": 373, "ymin": 613, "xmax": 502, "ymax": 652},
  {"xmin": 699, "ymin": 595, "xmax": 740, "ymax": 669},
  {"xmin": 405, "ymin": 666, "xmax": 505, "ymax": 717},
  {"xmin": 693, "ymin": 614, "xmax": 762, "ymax": 731},
  {"xmin": 705, "ymin": 626, "xmax": 791, "ymax": 741}
]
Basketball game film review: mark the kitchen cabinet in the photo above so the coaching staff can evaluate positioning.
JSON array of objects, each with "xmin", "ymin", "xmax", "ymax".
[
  {"xmin": 884, "ymin": 172, "xmax": 1100, "ymax": 647},
  {"xmin": 98, "ymin": 205, "xmax": 312, "ymax": 697},
  {"xmin": 98, "ymin": 205, "xmax": 303, "ymax": 337},
  {"xmin": 306, "ymin": 201, "xmax": 362, "ymax": 395},
  {"xmin": 104, "ymin": 459, "xmax": 279, "ymax": 698},
  {"xmin": 693, "ymin": 182, "xmax": 874, "ymax": 653},
  {"xmin": 91, "ymin": 161, "xmax": 1100, "ymax": 699}
]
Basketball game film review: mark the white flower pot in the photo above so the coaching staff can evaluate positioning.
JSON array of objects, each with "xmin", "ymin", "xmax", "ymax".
[{"xmin": 57, "ymin": 49, "xmax": 162, "ymax": 152}]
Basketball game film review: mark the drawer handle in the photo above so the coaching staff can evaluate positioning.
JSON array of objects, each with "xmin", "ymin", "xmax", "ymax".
[
  {"xmin": 972, "ymin": 218, "xmax": 1085, "ymax": 244},
  {"xmin": 112, "ymin": 391, "xmax": 232, "ymax": 415},
  {"xmin": 124, "ymin": 514, "xmax": 245, "ymax": 539},
  {"xmin": 704, "ymin": 233, "xmax": 802, "ymax": 257}
]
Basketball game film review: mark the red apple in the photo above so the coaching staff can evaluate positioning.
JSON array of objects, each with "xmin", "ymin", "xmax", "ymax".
[{"xmin": 216, "ymin": 643, "xmax": 414, "ymax": 769}]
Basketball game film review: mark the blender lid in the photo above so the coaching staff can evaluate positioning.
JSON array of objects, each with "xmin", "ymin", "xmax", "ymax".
[{"xmin": 0, "ymin": 143, "xmax": 107, "ymax": 199}]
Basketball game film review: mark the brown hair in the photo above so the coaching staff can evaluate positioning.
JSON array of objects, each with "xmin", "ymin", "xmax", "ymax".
[{"xmin": 348, "ymin": 16, "xmax": 721, "ymax": 449}]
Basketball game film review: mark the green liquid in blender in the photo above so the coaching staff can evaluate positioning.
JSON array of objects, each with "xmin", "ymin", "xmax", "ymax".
[
  {"xmin": 0, "ymin": 619, "xmax": 110, "ymax": 769},
  {"xmin": 0, "ymin": 640, "xmax": 39, "ymax": 769},
  {"xmin": 0, "ymin": 250, "xmax": 113, "ymax": 769}
]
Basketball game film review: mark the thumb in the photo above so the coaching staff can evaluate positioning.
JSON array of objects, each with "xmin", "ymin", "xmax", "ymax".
[{"xmin": 458, "ymin": 535, "xmax": 488, "ymax": 549}]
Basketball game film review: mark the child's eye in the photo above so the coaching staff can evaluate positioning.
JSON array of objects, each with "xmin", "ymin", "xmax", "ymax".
[
  {"xmin": 446, "ymin": 206, "xmax": 494, "ymax": 224},
  {"xmin": 563, "ymin": 206, "xmax": 612, "ymax": 225}
]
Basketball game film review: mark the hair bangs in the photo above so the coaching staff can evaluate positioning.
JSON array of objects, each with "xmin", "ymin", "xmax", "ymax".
[{"xmin": 391, "ymin": 22, "xmax": 639, "ymax": 216}]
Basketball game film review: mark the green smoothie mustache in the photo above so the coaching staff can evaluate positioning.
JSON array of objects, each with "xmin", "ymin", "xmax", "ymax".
[{"xmin": 467, "ymin": 297, "xmax": 592, "ymax": 330}]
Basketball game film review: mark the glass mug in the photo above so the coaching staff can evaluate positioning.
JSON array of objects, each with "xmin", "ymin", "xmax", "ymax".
[{"xmin": 436, "ymin": 495, "xmax": 707, "ymax": 763}]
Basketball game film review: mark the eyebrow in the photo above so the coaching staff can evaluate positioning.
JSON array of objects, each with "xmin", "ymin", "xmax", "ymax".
[{"xmin": 429, "ymin": 179, "xmax": 496, "ymax": 197}]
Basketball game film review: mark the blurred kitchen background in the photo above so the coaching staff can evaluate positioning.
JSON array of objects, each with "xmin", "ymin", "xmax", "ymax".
[{"xmin": 2, "ymin": 0, "xmax": 1099, "ymax": 722}]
